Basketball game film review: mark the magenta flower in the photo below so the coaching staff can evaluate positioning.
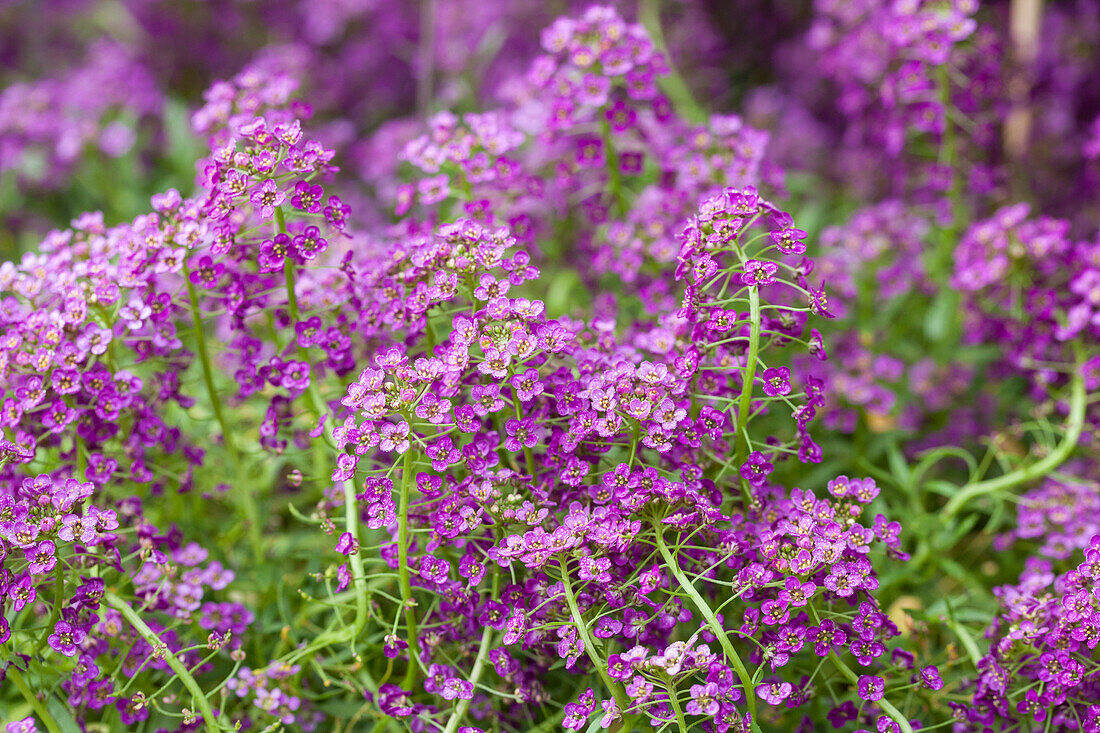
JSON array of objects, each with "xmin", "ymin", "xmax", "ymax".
[
  {"xmin": 249, "ymin": 178, "xmax": 285, "ymax": 219},
  {"xmin": 48, "ymin": 620, "xmax": 86, "ymax": 657},
  {"xmin": 761, "ymin": 366, "xmax": 792, "ymax": 397},
  {"xmin": 740, "ymin": 451, "xmax": 774, "ymax": 487},
  {"xmin": 858, "ymin": 675, "xmax": 885, "ymax": 702},
  {"xmin": 290, "ymin": 180, "xmax": 323, "ymax": 213},
  {"xmin": 25, "ymin": 539, "xmax": 57, "ymax": 575},
  {"xmin": 504, "ymin": 418, "xmax": 539, "ymax": 451},
  {"xmin": 919, "ymin": 665, "xmax": 944, "ymax": 690},
  {"xmin": 755, "ymin": 681, "xmax": 792, "ymax": 705},
  {"xmin": 742, "ymin": 259, "xmax": 778, "ymax": 286},
  {"xmin": 187, "ymin": 255, "xmax": 225, "ymax": 287},
  {"xmin": 334, "ymin": 532, "xmax": 358, "ymax": 556}
]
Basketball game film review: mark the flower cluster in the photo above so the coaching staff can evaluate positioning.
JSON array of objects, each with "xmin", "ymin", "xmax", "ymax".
[{"xmin": 5, "ymin": 1, "xmax": 1100, "ymax": 732}]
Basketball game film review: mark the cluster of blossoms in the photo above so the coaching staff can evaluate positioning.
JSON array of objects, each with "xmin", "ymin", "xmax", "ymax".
[
  {"xmin": 960, "ymin": 538, "xmax": 1100, "ymax": 731},
  {"xmin": 953, "ymin": 203, "xmax": 1100, "ymax": 407},
  {"xmin": 806, "ymin": 201, "xmax": 978, "ymax": 438},
  {"xmin": 395, "ymin": 4, "xmax": 778, "ymax": 292},
  {"xmin": 785, "ymin": 0, "xmax": 1004, "ymax": 199},
  {"xmin": 995, "ymin": 475, "xmax": 1100, "ymax": 560},
  {"xmin": 0, "ymin": 40, "xmax": 162, "ymax": 190},
  {"xmin": 6, "ymin": 1, "xmax": 1100, "ymax": 733}
]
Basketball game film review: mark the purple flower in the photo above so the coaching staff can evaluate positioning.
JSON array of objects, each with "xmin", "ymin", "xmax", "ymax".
[
  {"xmin": 771, "ymin": 226, "xmax": 807, "ymax": 255},
  {"xmin": 504, "ymin": 417, "xmax": 539, "ymax": 451},
  {"xmin": 290, "ymin": 180, "xmax": 323, "ymax": 213},
  {"xmin": 740, "ymin": 451, "xmax": 774, "ymax": 487},
  {"xmin": 187, "ymin": 256, "xmax": 224, "ymax": 287},
  {"xmin": 334, "ymin": 532, "xmax": 358, "ymax": 556},
  {"xmin": 756, "ymin": 681, "xmax": 792, "ymax": 705},
  {"xmin": 742, "ymin": 259, "xmax": 778, "ymax": 286},
  {"xmin": 761, "ymin": 366, "xmax": 792, "ymax": 397},
  {"xmin": 918, "ymin": 665, "xmax": 943, "ymax": 691},
  {"xmin": 48, "ymin": 620, "xmax": 86, "ymax": 657},
  {"xmin": 6, "ymin": 718, "xmax": 37, "ymax": 733},
  {"xmin": 249, "ymin": 178, "xmax": 286, "ymax": 219},
  {"xmin": 259, "ymin": 233, "xmax": 295, "ymax": 272},
  {"xmin": 25, "ymin": 539, "xmax": 56, "ymax": 575},
  {"xmin": 686, "ymin": 682, "xmax": 722, "ymax": 717},
  {"xmin": 858, "ymin": 675, "xmax": 885, "ymax": 702},
  {"xmin": 778, "ymin": 577, "xmax": 816, "ymax": 607},
  {"xmin": 293, "ymin": 226, "xmax": 328, "ymax": 261},
  {"xmin": 438, "ymin": 676, "xmax": 473, "ymax": 701}
]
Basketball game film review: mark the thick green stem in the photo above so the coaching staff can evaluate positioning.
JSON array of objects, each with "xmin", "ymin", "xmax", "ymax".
[
  {"xmin": 181, "ymin": 260, "xmax": 261, "ymax": 562},
  {"xmin": 652, "ymin": 523, "xmax": 761, "ymax": 731},
  {"xmin": 441, "ymin": 572, "xmax": 500, "ymax": 733},
  {"xmin": 32, "ymin": 562, "xmax": 65, "ymax": 654},
  {"xmin": 733, "ymin": 286, "xmax": 762, "ymax": 503},
  {"xmin": 943, "ymin": 366, "xmax": 1086, "ymax": 518},
  {"xmin": 637, "ymin": 0, "xmax": 707, "ymax": 124},
  {"xmin": 557, "ymin": 557, "xmax": 632, "ymax": 716},
  {"xmin": 277, "ymin": 206, "xmax": 370, "ymax": 646},
  {"xmin": 828, "ymin": 651, "xmax": 913, "ymax": 733},
  {"xmin": 8, "ymin": 666, "xmax": 63, "ymax": 733},
  {"xmin": 399, "ymin": 449, "xmax": 423, "ymax": 689},
  {"xmin": 105, "ymin": 591, "xmax": 222, "ymax": 731},
  {"xmin": 666, "ymin": 678, "xmax": 690, "ymax": 733},
  {"xmin": 600, "ymin": 118, "xmax": 627, "ymax": 216}
]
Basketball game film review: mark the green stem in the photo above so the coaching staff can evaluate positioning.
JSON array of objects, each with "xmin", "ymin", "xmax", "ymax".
[
  {"xmin": 32, "ymin": 562, "xmax": 65, "ymax": 654},
  {"xmin": 513, "ymin": 394, "xmax": 535, "ymax": 477},
  {"xmin": 828, "ymin": 651, "xmax": 913, "ymax": 733},
  {"xmin": 557, "ymin": 557, "xmax": 632, "ymax": 716},
  {"xmin": 181, "ymin": 262, "xmax": 239, "ymax": 467},
  {"xmin": 181, "ymin": 259, "xmax": 261, "ymax": 562},
  {"xmin": 652, "ymin": 522, "xmax": 760, "ymax": 731},
  {"xmin": 666, "ymin": 678, "xmax": 689, "ymax": 733},
  {"xmin": 441, "ymin": 572, "xmax": 500, "ymax": 733},
  {"xmin": 637, "ymin": 0, "xmax": 707, "ymax": 124},
  {"xmin": 7, "ymin": 666, "xmax": 63, "ymax": 733},
  {"xmin": 105, "ymin": 591, "xmax": 222, "ymax": 731},
  {"xmin": 276, "ymin": 206, "xmax": 370, "ymax": 647},
  {"xmin": 733, "ymin": 286, "xmax": 762, "ymax": 502},
  {"xmin": 399, "ymin": 449, "xmax": 423, "ymax": 689},
  {"xmin": 943, "ymin": 365, "xmax": 1086, "ymax": 518},
  {"xmin": 600, "ymin": 118, "xmax": 627, "ymax": 216}
]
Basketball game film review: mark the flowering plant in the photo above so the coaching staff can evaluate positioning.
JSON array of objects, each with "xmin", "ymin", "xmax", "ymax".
[{"xmin": 3, "ymin": 2, "xmax": 1100, "ymax": 732}]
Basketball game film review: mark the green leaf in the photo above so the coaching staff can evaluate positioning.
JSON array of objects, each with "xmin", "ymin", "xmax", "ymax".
[{"xmin": 46, "ymin": 697, "xmax": 83, "ymax": 733}]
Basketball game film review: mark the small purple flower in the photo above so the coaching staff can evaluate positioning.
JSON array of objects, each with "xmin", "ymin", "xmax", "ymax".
[
  {"xmin": 771, "ymin": 226, "xmax": 807, "ymax": 254},
  {"xmin": 858, "ymin": 675, "xmax": 885, "ymax": 702},
  {"xmin": 778, "ymin": 577, "xmax": 816, "ymax": 607},
  {"xmin": 188, "ymin": 256, "xmax": 224, "ymax": 287},
  {"xmin": 505, "ymin": 417, "xmax": 539, "ymax": 451},
  {"xmin": 290, "ymin": 180, "xmax": 323, "ymax": 213},
  {"xmin": 6, "ymin": 718, "xmax": 37, "ymax": 733},
  {"xmin": 25, "ymin": 539, "xmax": 56, "ymax": 575},
  {"xmin": 918, "ymin": 665, "xmax": 943, "ymax": 691},
  {"xmin": 334, "ymin": 532, "xmax": 358, "ymax": 556},
  {"xmin": 742, "ymin": 259, "xmax": 778, "ymax": 286},
  {"xmin": 761, "ymin": 366, "xmax": 792, "ymax": 397},
  {"xmin": 686, "ymin": 682, "xmax": 721, "ymax": 717},
  {"xmin": 740, "ymin": 451, "xmax": 774, "ymax": 487},
  {"xmin": 420, "ymin": 556, "xmax": 449, "ymax": 584},
  {"xmin": 48, "ymin": 620, "xmax": 86, "ymax": 657},
  {"xmin": 250, "ymin": 178, "xmax": 286, "ymax": 219},
  {"xmin": 259, "ymin": 233, "xmax": 295, "ymax": 272},
  {"xmin": 756, "ymin": 681, "xmax": 792, "ymax": 705},
  {"xmin": 440, "ymin": 677, "xmax": 474, "ymax": 701},
  {"xmin": 293, "ymin": 226, "xmax": 328, "ymax": 261}
]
